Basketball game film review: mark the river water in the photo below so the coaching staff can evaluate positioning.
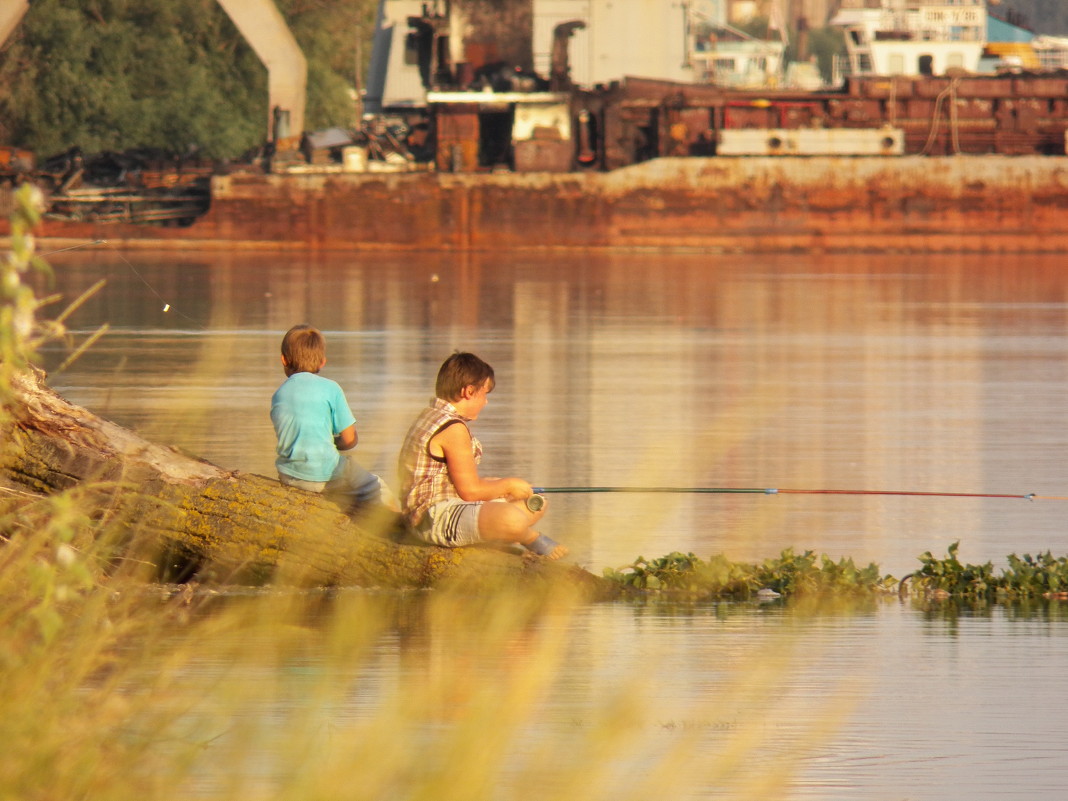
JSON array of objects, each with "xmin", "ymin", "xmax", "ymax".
[{"xmin": 35, "ymin": 247, "xmax": 1068, "ymax": 799}]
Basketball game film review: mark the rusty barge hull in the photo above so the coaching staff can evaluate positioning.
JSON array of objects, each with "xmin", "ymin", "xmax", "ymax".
[{"xmin": 10, "ymin": 156, "xmax": 1068, "ymax": 252}]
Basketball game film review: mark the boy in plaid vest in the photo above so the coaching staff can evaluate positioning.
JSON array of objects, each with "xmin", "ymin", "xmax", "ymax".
[{"xmin": 397, "ymin": 352, "xmax": 567, "ymax": 559}]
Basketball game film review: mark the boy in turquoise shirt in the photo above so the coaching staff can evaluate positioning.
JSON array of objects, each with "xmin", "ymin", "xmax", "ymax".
[{"xmin": 271, "ymin": 324, "xmax": 395, "ymax": 510}]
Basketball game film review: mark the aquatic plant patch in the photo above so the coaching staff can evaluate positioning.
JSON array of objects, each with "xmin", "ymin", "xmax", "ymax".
[
  {"xmin": 908, "ymin": 541, "xmax": 1068, "ymax": 600},
  {"xmin": 605, "ymin": 542, "xmax": 1068, "ymax": 602},
  {"xmin": 603, "ymin": 548, "xmax": 894, "ymax": 600}
]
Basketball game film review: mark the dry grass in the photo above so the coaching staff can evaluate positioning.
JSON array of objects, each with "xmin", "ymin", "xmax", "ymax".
[{"xmin": 1, "ymin": 185, "xmax": 855, "ymax": 801}]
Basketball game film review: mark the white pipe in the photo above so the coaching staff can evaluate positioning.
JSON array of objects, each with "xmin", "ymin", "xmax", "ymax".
[
  {"xmin": 0, "ymin": 0, "xmax": 29, "ymax": 47},
  {"xmin": 217, "ymin": 0, "xmax": 307, "ymax": 140}
]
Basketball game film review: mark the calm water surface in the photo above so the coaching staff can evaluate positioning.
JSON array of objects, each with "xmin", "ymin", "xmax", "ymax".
[{"xmin": 36, "ymin": 248, "xmax": 1068, "ymax": 799}]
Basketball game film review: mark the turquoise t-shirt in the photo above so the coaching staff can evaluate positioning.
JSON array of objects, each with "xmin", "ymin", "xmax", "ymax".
[{"xmin": 271, "ymin": 372, "xmax": 357, "ymax": 482}]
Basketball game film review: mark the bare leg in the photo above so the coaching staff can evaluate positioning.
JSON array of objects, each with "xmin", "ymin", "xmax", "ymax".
[{"xmin": 477, "ymin": 499, "xmax": 568, "ymax": 560}]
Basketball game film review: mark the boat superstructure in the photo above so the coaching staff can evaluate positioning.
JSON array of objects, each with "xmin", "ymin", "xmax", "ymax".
[{"xmin": 831, "ymin": 0, "xmax": 987, "ymax": 79}]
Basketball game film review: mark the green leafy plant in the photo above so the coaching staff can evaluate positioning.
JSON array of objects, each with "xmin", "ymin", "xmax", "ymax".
[
  {"xmin": 604, "ymin": 548, "xmax": 893, "ymax": 600},
  {"xmin": 604, "ymin": 551, "xmax": 758, "ymax": 594},
  {"xmin": 1, "ymin": 184, "xmax": 51, "ymax": 383},
  {"xmin": 1001, "ymin": 551, "xmax": 1068, "ymax": 597},
  {"xmin": 754, "ymin": 548, "xmax": 891, "ymax": 598},
  {"xmin": 902, "ymin": 542, "xmax": 1068, "ymax": 601},
  {"xmin": 607, "ymin": 543, "xmax": 1068, "ymax": 604}
]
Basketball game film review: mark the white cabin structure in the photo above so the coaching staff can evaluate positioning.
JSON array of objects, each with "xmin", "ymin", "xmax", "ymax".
[
  {"xmin": 365, "ymin": 0, "xmax": 795, "ymax": 108},
  {"xmin": 534, "ymin": 0, "xmax": 788, "ymax": 89},
  {"xmin": 832, "ymin": 0, "xmax": 987, "ymax": 79}
]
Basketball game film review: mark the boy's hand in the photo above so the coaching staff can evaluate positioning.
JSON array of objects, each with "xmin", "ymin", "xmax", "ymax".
[
  {"xmin": 436, "ymin": 423, "xmax": 533, "ymax": 503},
  {"xmin": 501, "ymin": 478, "xmax": 533, "ymax": 501}
]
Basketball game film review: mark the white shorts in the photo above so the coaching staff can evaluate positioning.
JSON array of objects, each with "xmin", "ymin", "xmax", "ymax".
[{"xmin": 414, "ymin": 500, "xmax": 484, "ymax": 547}]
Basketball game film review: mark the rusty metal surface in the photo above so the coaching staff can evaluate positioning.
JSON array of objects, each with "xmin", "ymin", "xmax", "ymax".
[
  {"xmin": 513, "ymin": 138, "xmax": 571, "ymax": 172},
  {"xmin": 571, "ymin": 74, "xmax": 1068, "ymax": 163},
  {"xmin": 434, "ymin": 107, "xmax": 481, "ymax": 172},
  {"xmin": 7, "ymin": 156, "xmax": 1068, "ymax": 252},
  {"xmin": 453, "ymin": 0, "xmax": 533, "ymax": 72}
]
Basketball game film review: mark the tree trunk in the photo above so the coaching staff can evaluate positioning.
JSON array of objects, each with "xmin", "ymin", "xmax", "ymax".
[{"xmin": 2, "ymin": 368, "xmax": 616, "ymax": 599}]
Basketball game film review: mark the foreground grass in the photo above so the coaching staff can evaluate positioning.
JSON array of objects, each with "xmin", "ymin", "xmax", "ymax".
[
  {"xmin": 2, "ymin": 185, "xmax": 845, "ymax": 800},
  {"xmin": 4, "ymin": 513, "xmax": 864, "ymax": 801},
  {"xmin": 7, "ymin": 510, "xmax": 1064, "ymax": 801},
  {"xmin": 5, "ymin": 185, "xmax": 1067, "ymax": 801}
]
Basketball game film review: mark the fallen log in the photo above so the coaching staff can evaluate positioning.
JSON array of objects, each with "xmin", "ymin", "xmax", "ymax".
[{"xmin": 2, "ymin": 367, "xmax": 616, "ymax": 599}]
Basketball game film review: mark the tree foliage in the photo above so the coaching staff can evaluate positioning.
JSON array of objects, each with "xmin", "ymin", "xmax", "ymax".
[
  {"xmin": 0, "ymin": 0, "xmax": 378, "ymax": 160},
  {"xmin": 281, "ymin": 0, "xmax": 379, "ymax": 130},
  {"xmin": 799, "ymin": 26, "xmax": 845, "ymax": 84},
  {"xmin": 702, "ymin": 15, "xmax": 845, "ymax": 86}
]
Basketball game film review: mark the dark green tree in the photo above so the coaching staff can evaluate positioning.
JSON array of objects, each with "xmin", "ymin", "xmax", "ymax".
[
  {"xmin": 0, "ymin": 0, "xmax": 377, "ymax": 160},
  {"xmin": 799, "ymin": 26, "xmax": 846, "ymax": 85},
  {"xmin": 715, "ymin": 16, "xmax": 845, "ymax": 87},
  {"xmin": 280, "ymin": 0, "xmax": 379, "ymax": 130}
]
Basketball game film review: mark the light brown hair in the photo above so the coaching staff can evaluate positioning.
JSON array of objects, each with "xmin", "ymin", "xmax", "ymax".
[{"xmin": 281, "ymin": 324, "xmax": 325, "ymax": 376}]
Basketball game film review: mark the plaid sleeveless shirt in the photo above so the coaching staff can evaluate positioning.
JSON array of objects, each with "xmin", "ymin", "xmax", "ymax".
[{"xmin": 398, "ymin": 398, "xmax": 482, "ymax": 527}]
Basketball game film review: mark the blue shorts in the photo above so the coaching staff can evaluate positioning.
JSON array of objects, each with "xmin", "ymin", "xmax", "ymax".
[{"xmin": 414, "ymin": 500, "xmax": 484, "ymax": 547}]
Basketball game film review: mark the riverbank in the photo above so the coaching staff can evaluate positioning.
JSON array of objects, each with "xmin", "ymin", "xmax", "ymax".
[{"xmin": 5, "ymin": 155, "xmax": 1068, "ymax": 252}]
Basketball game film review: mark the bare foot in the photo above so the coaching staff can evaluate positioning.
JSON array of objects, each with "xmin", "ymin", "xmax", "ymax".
[{"xmin": 544, "ymin": 543, "xmax": 569, "ymax": 560}]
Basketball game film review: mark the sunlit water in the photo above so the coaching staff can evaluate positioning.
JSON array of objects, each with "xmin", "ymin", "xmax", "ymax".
[{"xmin": 34, "ymin": 247, "xmax": 1068, "ymax": 799}]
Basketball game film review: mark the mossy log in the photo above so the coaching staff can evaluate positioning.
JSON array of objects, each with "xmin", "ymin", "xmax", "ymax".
[{"xmin": 2, "ymin": 368, "xmax": 616, "ymax": 599}]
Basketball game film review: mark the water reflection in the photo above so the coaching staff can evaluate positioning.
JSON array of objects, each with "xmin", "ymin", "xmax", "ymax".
[
  {"xmin": 24, "ymin": 242, "xmax": 1068, "ymax": 799},
  {"xmin": 163, "ymin": 589, "xmax": 1068, "ymax": 801}
]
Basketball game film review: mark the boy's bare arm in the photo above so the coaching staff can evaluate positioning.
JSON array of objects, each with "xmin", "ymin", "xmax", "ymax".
[
  {"xmin": 335, "ymin": 424, "xmax": 358, "ymax": 451},
  {"xmin": 435, "ymin": 423, "xmax": 531, "ymax": 502}
]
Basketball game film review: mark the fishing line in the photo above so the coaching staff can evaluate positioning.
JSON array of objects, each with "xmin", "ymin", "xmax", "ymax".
[
  {"xmin": 40, "ymin": 239, "xmax": 108, "ymax": 256},
  {"xmin": 110, "ymin": 249, "xmax": 203, "ymax": 328},
  {"xmin": 38, "ymin": 238, "xmax": 201, "ymax": 327},
  {"xmin": 24, "ymin": 239, "xmax": 111, "ymax": 375},
  {"xmin": 532, "ymin": 486, "xmax": 1048, "ymax": 501},
  {"xmin": 38, "ymin": 238, "xmax": 206, "ymax": 329}
]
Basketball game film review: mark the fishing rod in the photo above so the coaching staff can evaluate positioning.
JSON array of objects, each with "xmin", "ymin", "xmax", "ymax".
[{"xmin": 527, "ymin": 486, "xmax": 1055, "ymax": 511}]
